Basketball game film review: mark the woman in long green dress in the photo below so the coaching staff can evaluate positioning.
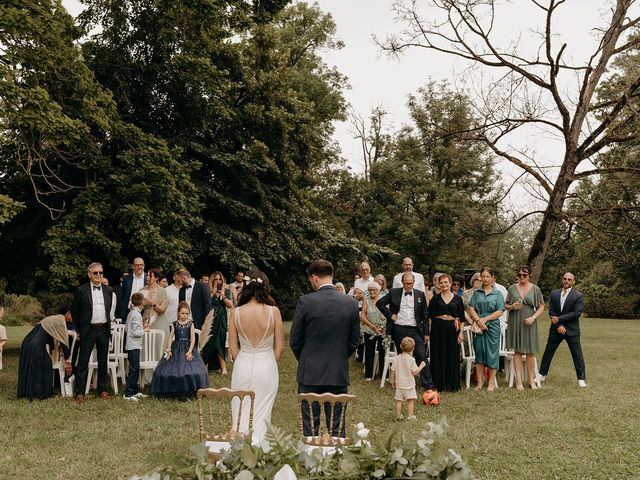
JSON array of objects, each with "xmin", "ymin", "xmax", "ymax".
[
  {"xmin": 505, "ymin": 266, "xmax": 545, "ymax": 390},
  {"xmin": 468, "ymin": 267, "xmax": 505, "ymax": 391},
  {"xmin": 202, "ymin": 271, "xmax": 233, "ymax": 374}
]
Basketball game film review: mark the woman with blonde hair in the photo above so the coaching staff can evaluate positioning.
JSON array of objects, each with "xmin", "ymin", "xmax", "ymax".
[{"xmin": 202, "ymin": 271, "xmax": 233, "ymax": 374}]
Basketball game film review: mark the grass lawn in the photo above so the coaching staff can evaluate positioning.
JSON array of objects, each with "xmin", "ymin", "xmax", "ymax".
[{"xmin": 0, "ymin": 316, "xmax": 638, "ymax": 479}]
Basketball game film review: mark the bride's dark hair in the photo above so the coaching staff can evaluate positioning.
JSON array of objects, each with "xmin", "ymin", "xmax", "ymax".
[{"xmin": 237, "ymin": 269, "xmax": 277, "ymax": 307}]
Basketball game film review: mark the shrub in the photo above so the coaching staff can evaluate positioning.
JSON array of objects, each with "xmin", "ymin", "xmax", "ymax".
[
  {"xmin": 131, "ymin": 417, "xmax": 472, "ymax": 480},
  {"xmin": 36, "ymin": 291, "xmax": 74, "ymax": 316},
  {"xmin": 2, "ymin": 293, "xmax": 44, "ymax": 326}
]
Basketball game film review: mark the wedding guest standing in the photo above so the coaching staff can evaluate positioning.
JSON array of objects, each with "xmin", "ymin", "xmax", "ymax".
[
  {"xmin": 392, "ymin": 257, "xmax": 426, "ymax": 292},
  {"xmin": 139, "ymin": 268, "xmax": 169, "ymax": 341},
  {"xmin": 428, "ymin": 274, "xmax": 464, "ymax": 392},
  {"xmin": 0, "ymin": 306, "xmax": 6, "ymax": 370},
  {"xmin": 375, "ymin": 274, "xmax": 388, "ymax": 295},
  {"xmin": 178, "ymin": 269, "xmax": 211, "ymax": 329},
  {"xmin": 335, "ymin": 282, "xmax": 346, "ymax": 294},
  {"xmin": 202, "ymin": 271, "xmax": 233, "ymax": 374},
  {"xmin": 73, "ymin": 262, "xmax": 115, "ymax": 403},
  {"xmin": 467, "ymin": 267, "xmax": 505, "ymax": 391},
  {"xmin": 360, "ymin": 282, "xmax": 386, "ymax": 380},
  {"xmin": 505, "ymin": 266, "xmax": 545, "ymax": 390},
  {"xmin": 354, "ymin": 262, "xmax": 376, "ymax": 294},
  {"xmin": 462, "ymin": 273, "xmax": 481, "ymax": 325},
  {"xmin": 165, "ymin": 270, "xmax": 182, "ymax": 325},
  {"xmin": 17, "ymin": 312, "xmax": 71, "ymax": 400},
  {"xmin": 120, "ymin": 257, "xmax": 147, "ymax": 321},
  {"xmin": 538, "ymin": 272, "xmax": 587, "ymax": 387},
  {"xmin": 377, "ymin": 272, "xmax": 435, "ymax": 391}
]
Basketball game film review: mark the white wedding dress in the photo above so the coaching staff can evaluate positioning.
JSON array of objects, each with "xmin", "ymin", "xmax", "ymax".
[{"xmin": 231, "ymin": 306, "xmax": 279, "ymax": 443}]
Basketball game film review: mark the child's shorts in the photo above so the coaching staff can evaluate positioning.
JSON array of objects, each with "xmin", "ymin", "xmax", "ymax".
[{"xmin": 395, "ymin": 387, "xmax": 417, "ymax": 401}]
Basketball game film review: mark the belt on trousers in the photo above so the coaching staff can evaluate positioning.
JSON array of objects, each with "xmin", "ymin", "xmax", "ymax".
[{"xmin": 91, "ymin": 323, "xmax": 108, "ymax": 328}]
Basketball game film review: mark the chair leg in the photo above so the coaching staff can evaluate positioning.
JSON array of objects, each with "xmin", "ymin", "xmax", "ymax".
[
  {"xmin": 85, "ymin": 367, "xmax": 94, "ymax": 395},
  {"xmin": 58, "ymin": 368, "xmax": 66, "ymax": 397},
  {"xmin": 110, "ymin": 366, "xmax": 119, "ymax": 394},
  {"xmin": 380, "ymin": 356, "xmax": 389, "ymax": 388}
]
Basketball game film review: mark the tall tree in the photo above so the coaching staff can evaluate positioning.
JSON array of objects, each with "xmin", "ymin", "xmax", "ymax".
[
  {"xmin": 380, "ymin": 0, "xmax": 640, "ymax": 281},
  {"xmin": 0, "ymin": 0, "xmax": 198, "ymax": 291}
]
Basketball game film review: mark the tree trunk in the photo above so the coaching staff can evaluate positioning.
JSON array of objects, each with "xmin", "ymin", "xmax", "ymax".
[{"xmin": 527, "ymin": 161, "xmax": 576, "ymax": 283}]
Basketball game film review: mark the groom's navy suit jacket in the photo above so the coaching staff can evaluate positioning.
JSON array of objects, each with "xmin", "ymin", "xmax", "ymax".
[
  {"xmin": 290, "ymin": 285, "xmax": 360, "ymax": 387},
  {"xmin": 548, "ymin": 288, "xmax": 584, "ymax": 336}
]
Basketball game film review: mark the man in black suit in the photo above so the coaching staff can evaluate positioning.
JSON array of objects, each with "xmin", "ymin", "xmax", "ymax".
[
  {"xmin": 72, "ymin": 262, "xmax": 115, "ymax": 403},
  {"xmin": 178, "ymin": 268, "xmax": 211, "ymax": 329},
  {"xmin": 119, "ymin": 257, "xmax": 147, "ymax": 321},
  {"xmin": 377, "ymin": 271, "xmax": 435, "ymax": 391},
  {"xmin": 290, "ymin": 259, "xmax": 360, "ymax": 436},
  {"xmin": 538, "ymin": 272, "xmax": 587, "ymax": 387}
]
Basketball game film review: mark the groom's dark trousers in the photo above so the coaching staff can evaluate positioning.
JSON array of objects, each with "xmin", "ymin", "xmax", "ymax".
[{"xmin": 290, "ymin": 284, "xmax": 360, "ymax": 437}]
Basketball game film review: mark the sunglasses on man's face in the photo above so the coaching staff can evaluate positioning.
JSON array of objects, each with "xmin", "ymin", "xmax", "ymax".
[{"xmin": 91, "ymin": 271, "xmax": 104, "ymax": 276}]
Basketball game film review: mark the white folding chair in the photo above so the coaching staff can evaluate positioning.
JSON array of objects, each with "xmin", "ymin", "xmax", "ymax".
[
  {"xmin": 379, "ymin": 337, "xmax": 397, "ymax": 388},
  {"xmin": 499, "ymin": 323, "xmax": 514, "ymax": 383},
  {"xmin": 51, "ymin": 331, "xmax": 78, "ymax": 397},
  {"xmin": 461, "ymin": 326, "xmax": 476, "ymax": 389},
  {"xmin": 110, "ymin": 324, "xmax": 127, "ymax": 385},
  {"xmin": 139, "ymin": 329, "xmax": 165, "ymax": 388},
  {"xmin": 85, "ymin": 330, "xmax": 120, "ymax": 394}
]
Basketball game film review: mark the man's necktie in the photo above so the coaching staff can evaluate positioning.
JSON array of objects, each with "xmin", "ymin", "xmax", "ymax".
[
  {"xmin": 404, "ymin": 291, "xmax": 412, "ymax": 296},
  {"xmin": 93, "ymin": 286, "xmax": 101, "ymax": 291},
  {"xmin": 179, "ymin": 286, "xmax": 186, "ymax": 302}
]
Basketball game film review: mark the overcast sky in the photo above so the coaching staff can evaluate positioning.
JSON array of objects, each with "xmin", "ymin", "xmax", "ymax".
[{"xmin": 62, "ymin": 1, "xmax": 623, "ymax": 210}]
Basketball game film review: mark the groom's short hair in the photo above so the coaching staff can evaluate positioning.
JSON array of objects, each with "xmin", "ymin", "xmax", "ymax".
[{"xmin": 306, "ymin": 259, "xmax": 333, "ymax": 278}]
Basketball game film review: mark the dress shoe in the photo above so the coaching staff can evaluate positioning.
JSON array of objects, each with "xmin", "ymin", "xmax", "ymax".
[
  {"xmin": 578, "ymin": 380, "xmax": 587, "ymax": 388},
  {"xmin": 75, "ymin": 394, "xmax": 85, "ymax": 404},
  {"xmin": 535, "ymin": 373, "xmax": 546, "ymax": 383},
  {"xmin": 99, "ymin": 391, "xmax": 112, "ymax": 400}
]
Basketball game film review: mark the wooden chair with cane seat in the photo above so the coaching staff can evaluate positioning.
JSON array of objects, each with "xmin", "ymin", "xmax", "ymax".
[
  {"xmin": 297, "ymin": 392, "xmax": 358, "ymax": 452},
  {"xmin": 197, "ymin": 387, "xmax": 255, "ymax": 461}
]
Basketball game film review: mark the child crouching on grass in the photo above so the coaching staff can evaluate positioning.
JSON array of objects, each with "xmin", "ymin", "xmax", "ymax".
[{"xmin": 390, "ymin": 336, "xmax": 426, "ymax": 420}]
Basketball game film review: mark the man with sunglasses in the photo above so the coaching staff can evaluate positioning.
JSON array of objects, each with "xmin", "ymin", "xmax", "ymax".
[
  {"xmin": 537, "ymin": 272, "xmax": 587, "ymax": 387},
  {"xmin": 71, "ymin": 262, "xmax": 115, "ymax": 403}
]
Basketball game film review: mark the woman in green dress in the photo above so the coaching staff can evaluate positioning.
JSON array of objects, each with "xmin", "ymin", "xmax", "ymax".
[
  {"xmin": 505, "ymin": 266, "xmax": 545, "ymax": 390},
  {"xmin": 202, "ymin": 271, "xmax": 233, "ymax": 374},
  {"xmin": 468, "ymin": 267, "xmax": 505, "ymax": 391}
]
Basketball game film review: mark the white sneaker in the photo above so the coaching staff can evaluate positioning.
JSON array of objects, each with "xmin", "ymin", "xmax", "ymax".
[
  {"xmin": 535, "ymin": 373, "xmax": 546, "ymax": 383},
  {"xmin": 133, "ymin": 393, "xmax": 148, "ymax": 399},
  {"xmin": 123, "ymin": 395, "xmax": 139, "ymax": 402},
  {"xmin": 578, "ymin": 380, "xmax": 587, "ymax": 388}
]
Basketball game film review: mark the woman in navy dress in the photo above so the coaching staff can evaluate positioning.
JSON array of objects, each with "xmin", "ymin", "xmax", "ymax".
[
  {"xmin": 151, "ymin": 302, "xmax": 209, "ymax": 398},
  {"xmin": 17, "ymin": 314, "xmax": 70, "ymax": 400},
  {"xmin": 428, "ymin": 274, "xmax": 464, "ymax": 392}
]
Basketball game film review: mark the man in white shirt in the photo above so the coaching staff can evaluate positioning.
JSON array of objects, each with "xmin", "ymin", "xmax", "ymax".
[
  {"xmin": 392, "ymin": 257, "xmax": 426, "ymax": 293},
  {"xmin": 164, "ymin": 270, "xmax": 182, "ymax": 324},
  {"xmin": 119, "ymin": 257, "xmax": 147, "ymax": 321},
  {"xmin": 493, "ymin": 280, "xmax": 508, "ymax": 327},
  {"xmin": 354, "ymin": 262, "xmax": 376, "ymax": 296}
]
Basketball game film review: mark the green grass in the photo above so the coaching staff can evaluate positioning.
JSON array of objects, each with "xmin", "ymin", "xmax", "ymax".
[{"xmin": 0, "ymin": 317, "xmax": 638, "ymax": 479}]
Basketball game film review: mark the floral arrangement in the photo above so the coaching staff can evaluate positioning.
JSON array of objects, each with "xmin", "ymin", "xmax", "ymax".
[{"xmin": 131, "ymin": 417, "xmax": 472, "ymax": 479}]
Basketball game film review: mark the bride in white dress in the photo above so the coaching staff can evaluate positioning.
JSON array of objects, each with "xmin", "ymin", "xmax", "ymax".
[{"xmin": 229, "ymin": 270, "xmax": 284, "ymax": 443}]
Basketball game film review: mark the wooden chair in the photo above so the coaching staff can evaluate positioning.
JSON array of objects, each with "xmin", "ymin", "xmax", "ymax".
[
  {"xmin": 297, "ymin": 393, "xmax": 358, "ymax": 448},
  {"xmin": 197, "ymin": 387, "xmax": 255, "ymax": 460}
]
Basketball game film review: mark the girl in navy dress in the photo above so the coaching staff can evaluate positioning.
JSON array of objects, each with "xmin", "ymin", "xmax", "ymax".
[{"xmin": 150, "ymin": 301, "xmax": 209, "ymax": 398}]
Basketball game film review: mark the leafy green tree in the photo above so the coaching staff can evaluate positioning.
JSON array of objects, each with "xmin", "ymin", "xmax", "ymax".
[{"xmin": 0, "ymin": 0, "xmax": 198, "ymax": 291}]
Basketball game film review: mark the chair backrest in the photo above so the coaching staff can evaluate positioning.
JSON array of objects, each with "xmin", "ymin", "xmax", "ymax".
[
  {"xmin": 197, "ymin": 388, "xmax": 255, "ymax": 445},
  {"xmin": 462, "ymin": 325, "xmax": 475, "ymax": 359},
  {"xmin": 141, "ymin": 329, "xmax": 165, "ymax": 363},
  {"xmin": 50, "ymin": 331, "xmax": 77, "ymax": 366},
  {"xmin": 297, "ymin": 392, "xmax": 358, "ymax": 447},
  {"xmin": 111, "ymin": 324, "xmax": 125, "ymax": 356},
  {"xmin": 499, "ymin": 324, "xmax": 511, "ymax": 354}
]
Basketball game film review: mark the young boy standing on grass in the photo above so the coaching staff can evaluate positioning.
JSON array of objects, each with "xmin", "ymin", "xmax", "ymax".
[
  {"xmin": 390, "ymin": 336, "xmax": 426, "ymax": 420},
  {"xmin": 124, "ymin": 293, "xmax": 149, "ymax": 401}
]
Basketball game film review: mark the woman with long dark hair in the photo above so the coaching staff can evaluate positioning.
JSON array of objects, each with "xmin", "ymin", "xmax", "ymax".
[{"xmin": 228, "ymin": 270, "xmax": 284, "ymax": 443}]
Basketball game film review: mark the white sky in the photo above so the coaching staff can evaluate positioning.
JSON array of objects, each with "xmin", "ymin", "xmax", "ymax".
[{"xmin": 62, "ymin": 0, "xmax": 625, "ymax": 210}]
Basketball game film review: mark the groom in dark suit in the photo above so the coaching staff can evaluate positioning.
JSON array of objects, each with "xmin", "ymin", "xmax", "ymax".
[
  {"xmin": 290, "ymin": 259, "xmax": 360, "ymax": 436},
  {"xmin": 377, "ymin": 271, "xmax": 434, "ymax": 391},
  {"xmin": 538, "ymin": 272, "xmax": 587, "ymax": 387},
  {"xmin": 72, "ymin": 262, "xmax": 115, "ymax": 403}
]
